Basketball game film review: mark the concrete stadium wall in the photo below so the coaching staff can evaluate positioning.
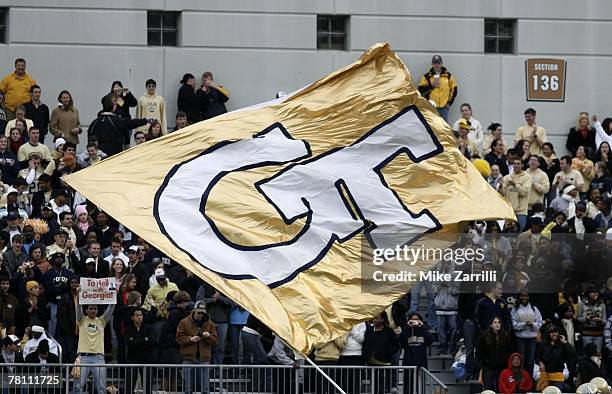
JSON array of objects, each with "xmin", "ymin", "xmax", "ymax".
[{"xmin": 0, "ymin": 0, "xmax": 611, "ymax": 153}]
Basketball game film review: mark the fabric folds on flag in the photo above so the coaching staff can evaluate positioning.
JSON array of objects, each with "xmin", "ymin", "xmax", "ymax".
[{"xmin": 64, "ymin": 43, "xmax": 514, "ymax": 354}]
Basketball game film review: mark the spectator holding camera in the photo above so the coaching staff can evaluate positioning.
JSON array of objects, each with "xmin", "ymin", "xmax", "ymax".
[{"xmin": 101, "ymin": 81, "xmax": 137, "ymax": 119}]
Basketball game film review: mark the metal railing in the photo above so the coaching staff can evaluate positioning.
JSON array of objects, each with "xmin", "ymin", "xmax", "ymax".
[
  {"xmin": 418, "ymin": 367, "xmax": 448, "ymax": 394},
  {"xmin": 0, "ymin": 363, "xmax": 427, "ymax": 393}
]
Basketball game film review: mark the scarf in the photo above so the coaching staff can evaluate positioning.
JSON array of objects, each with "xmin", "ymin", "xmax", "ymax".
[
  {"xmin": 561, "ymin": 193, "xmax": 578, "ymax": 219},
  {"xmin": 580, "ymin": 127, "xmax": 589, "ymax": 139}
]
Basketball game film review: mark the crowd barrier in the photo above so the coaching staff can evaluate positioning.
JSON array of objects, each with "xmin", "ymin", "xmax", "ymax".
[{"xmin": 0, "ymin": 363, "xmax": 450, "ymax": 394}]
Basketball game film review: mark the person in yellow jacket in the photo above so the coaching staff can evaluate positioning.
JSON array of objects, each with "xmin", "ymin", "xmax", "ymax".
[
  {"xmin": 136, "ymin": 79, "xmax": 167, "ymax": 134},
  {"xmin": 418, "ymin": 55, "xmax": 457, "ymax": 122},
  {"xmin": 0, "ymin": 58, "xmax": 37, "ymax": 121},
  {"xmin": 500, "ymin": 158, "xmax": 533, "ymax": 231}
]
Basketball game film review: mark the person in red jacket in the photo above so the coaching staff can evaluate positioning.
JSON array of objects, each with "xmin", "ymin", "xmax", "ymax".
[{"xmin": 498, "ymin": 352, "xmax": 533, "ymax": 394}]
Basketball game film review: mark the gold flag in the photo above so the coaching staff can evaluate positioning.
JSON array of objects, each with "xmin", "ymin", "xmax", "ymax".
[{"xmin": 64, "ymin": 43, "xmax": 514, "ymax": 354}]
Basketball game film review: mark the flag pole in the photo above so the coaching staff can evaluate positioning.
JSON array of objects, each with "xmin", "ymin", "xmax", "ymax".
[{"xmin": 304, "ymin": 355, "xmax": 347, "ymax": 394}]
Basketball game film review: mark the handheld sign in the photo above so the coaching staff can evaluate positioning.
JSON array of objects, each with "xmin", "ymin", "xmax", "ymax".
[{"xmin": 79, "ymin": 277, "xmax": 117, "ymax": 304}]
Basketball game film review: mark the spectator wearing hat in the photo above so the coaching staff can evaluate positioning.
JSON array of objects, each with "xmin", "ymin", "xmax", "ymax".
[
  {"xmin": 456, "ymin": 118, "xmax": 478, "ymax": 159},
  {"xmin": 515, "ymin": 108, "xmax": 548, "ymax": 157},
  {"xmin": 418, "ymin": 55, "xmax": 458, "ymax": 121},
  {"xmin": 1, "ymin": 233, "xmax": 27, "ymax": 279},
  {"xmin": 0, "ymin": 58, "xmax": 36, "ymax": 120},
  {"xmin": 177, "ymin": 73, "xmax": 205, "ymax": 124},
  {"xmin": 500, "ymin": 158, "xmax": 533, "ymax": 231},
  {"xmin": 550, "ymin": 185, "xmax": 580, "ymax": 219},
  {"xmin": 0, "ymin": 187, "xmax": 28, "ymax": 221},
  {"xmin": 453, "ymin": 103, "xmax": 483, "ymax": 151},
  {"xmin": 15, "ymin": 279, "xmax": 51, "ymax": 337},
  {"xmin": 73, "ymin": 284, "xmax": 115, "ymax": 394},
  {"xmin": 176, "ymin": 300, "xmax": 218, "ymax": 394},
  {"xmin": 143, "ymin": 268, "xmax": 179, "ymax": 353},
  {"xmin": 196, "ymin": 283, "xmax": 231, "ymax": 365},
  {"xmin": 22, "ymin": 325, "xmax": 60, "ymax": 359},
  {"xmin": 200, "ymin": 71, "xmax": 229, "ymax": 120},
  {"xmin": 42, "ymin": 251, "xmax": 73, "ymax": 337},
  {"xmin": 137, "ymin": 78, "xmax": 167, "ymax": 134},
  {"xmin": 127, "ymin": 245, "xmax": 149, "ymax": 296},
  {"xmin": 0, "ymin": 334, "xmax": 24, "ymax": 367},
  {"xmin": 3, "ymin": 211, "xmax": 21, "ymax": 242},
  {"xmin": 526, "ymin": 155, "xmax": 550, "ymax": 210},
  {"xmin": 0, "ymin": 275, "xmax": 18, "ymax": 331}
]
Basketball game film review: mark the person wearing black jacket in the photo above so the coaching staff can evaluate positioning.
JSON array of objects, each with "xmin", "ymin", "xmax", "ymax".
[
  {"xmin": 177, "ymin": 73, "xmax": 205, "ymax": 124},
  {"xmin": 475, "ymin": 316, "xmax": 513, "ymax": 392},
  {"xmin": 125, "ymin": 308, "xmax": 155, "ymax": 394},
  {"xmin": 400, "ymin": 313, "xmax": 432, "ymax": 394},
  {"xmin": 88, "ymin": 101, "xmax": 149, "ymax": 157},
  {"xmin": 56, "ymin": 276, "xmax": 79, "ymax": 363},
  {"xmin": 127, "ymin": 245, "xmax": 150, "ymax": 296},
  {"xmin": 578, "ymin": 342, "xmax": 608, "ymax": 385},
  {"xmin": 200, "ymin": 72, "xmax": 229, "ymax": 120},
  {"xmin": 458, "ymin": 261, "xmax": 486, "ymax": 379},
  {"xmin": 42, "ymin": 252, "xmax": 74, "ymax": 338},
  {"xmin": 15, "ymin": 280, "xmax": 51, "ymax": 337},
  {"xmin": 566, "ymin": 113, "xmax": 596, "ymax": 158},
  {"xmin": 159, "ymin": 291, "xmax": 191, "ymax": 366},
  {"xmin": 536, "ymin": 325, "xmax": 577, "ymax": 392},
  {"xmin": 24, "ymin": 85, "xmax": 50, "ymax": 142},
  {"xmin": 363, "ymin": 312, "xmax": 400, "ymax": 394}
]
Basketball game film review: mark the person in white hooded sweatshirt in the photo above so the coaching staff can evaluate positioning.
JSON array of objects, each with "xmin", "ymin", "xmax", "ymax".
[
  {"xmin": 338, "ymin": 322, "xmax": 366, "ymax": 393},
  {"xmin": 511, "ymin": 290, "xmax": 542, "ymax": 378}
]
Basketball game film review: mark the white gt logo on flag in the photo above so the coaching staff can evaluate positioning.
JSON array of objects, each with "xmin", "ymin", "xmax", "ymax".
[{"xmin": 154, "ymin": 106, "xmax": 443, "ymax": 287}]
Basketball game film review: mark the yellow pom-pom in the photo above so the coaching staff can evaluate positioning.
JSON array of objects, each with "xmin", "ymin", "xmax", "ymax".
[{"xmin": 472, "ymin": 158, "xmax": 491, "ymax": 178}]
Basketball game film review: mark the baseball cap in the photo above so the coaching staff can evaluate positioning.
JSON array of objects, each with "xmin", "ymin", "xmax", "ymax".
[
  {"xmin": 85, "ymin": 257, "xmax": 96, "ymax": 265},
  {"xmin": 576, "ymin": 201, "xmax": 587, "ymax": 211},
  {"xmin": 2, "ymin": 335, "xmax": 20, "ymax": 346},
  {"xmin": 432, "ymin": 55, "xmax": 443, "ymax": 64},
  {"xmin": 37, "ymin": 339, "xmax": 49, "ymax": 354},
  {"xmin": 31, "ymin": 325, "xmax": 45, "ymax": 333},
  {"xmin": 6, "ymin": 187, "xmax": 18, "ymax": 196},
  {"xmin": 154, "ymin": 268, "xmax": 166, "ymax": 279},
  {"xmin": 55, "ymin": 227, "xmax": 69, "ymax": 236},
  {"xmin": 41, "ymin": 202, "xmax": 52, "ymax": 210},
  {"xmin": 127, "ymin": 245, "xmax": 139, "ymax": 254},
  {"xmin": 194, "ymin": 300, "xmax": 207, "ymax": 312}
]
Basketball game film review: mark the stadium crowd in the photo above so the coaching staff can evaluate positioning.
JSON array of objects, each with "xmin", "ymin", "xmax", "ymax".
[{"xmin": 0, "ymin": 55, "xmax": 611, "ymax": 394}]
